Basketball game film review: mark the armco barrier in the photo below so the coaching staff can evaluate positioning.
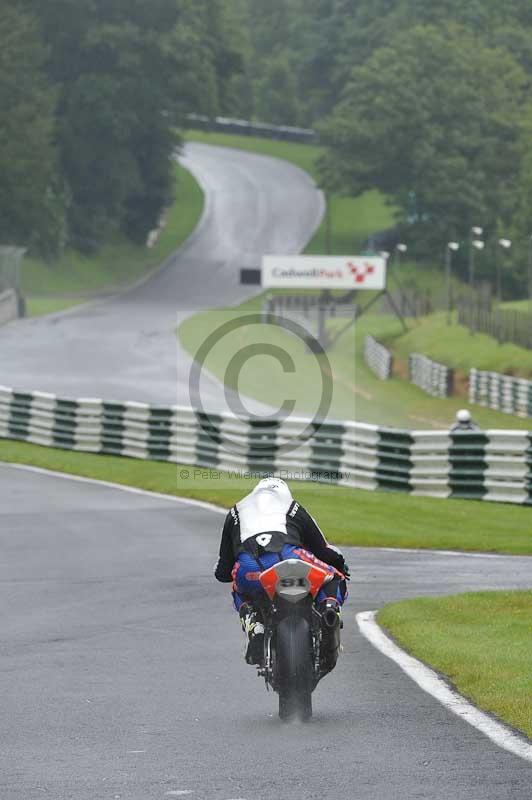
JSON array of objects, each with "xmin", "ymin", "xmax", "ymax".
[
  {"xmin": 364, "ymin": 335, "xmax": 393, "ymax": 380},
  {"xmin": 409, "ymin": 353, "xmax": 454, "ymax": 397},
  {"xmin": 186, "ymin": 114, "xmax": 316, "ymax": 143},
  {"xmin": 1, "ymin": 385, "xmax": 531, "ymax": 505},
  {"xmin": 470, "ymin": 368, "xmax": 532, "ymax": 419}
]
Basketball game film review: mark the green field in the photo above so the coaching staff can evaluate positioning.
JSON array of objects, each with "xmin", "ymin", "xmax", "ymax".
[
  {"xmin": 1, "ymin": 438, "xmax": 532, "ymax": 554},
  {"xmin": 178, "ymin": 294, "xmax": 532, "ymax": 430},
  {"xmin": 379, "ymin": 591, "xmax": 532, "ymax": 740},
  {"xmin": 187, "ymin": 129, "xmax": 396, "ymax": 255},
  {"xmin": 22, "ymin": 161, "xmax": 204, "ymax": 316},
  {"xmin": 25, "ymin": 297, "xmax": 83, "ymax": 317}
]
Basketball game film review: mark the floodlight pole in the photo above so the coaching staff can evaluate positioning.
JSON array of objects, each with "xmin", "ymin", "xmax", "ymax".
[
  {"xmin": 445, "ymin": 242, "xmax": 459, "ymax": 325},
  {"xmin": 528, "ymin": 235, "xmax": 532, "ymax": 320},
  {"xmin": 496, "ymin": 238, "xmax": 512, "ymax": 305},
  {"xmin": 325, "ymin": 193, "xmax": 332, "ymax": 255},
  {"xmin": 468, "ymin": 226, "xmax": 483, "ymax": 294},
  {"xmin": 468, "ymin": 227, "xmax": 484, "ymax": 335}
]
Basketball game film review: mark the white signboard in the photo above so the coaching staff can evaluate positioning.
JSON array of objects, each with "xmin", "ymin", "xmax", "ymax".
[{"xmin": 262, "ymin": 255, "xmax": 387, "ymax": 290}]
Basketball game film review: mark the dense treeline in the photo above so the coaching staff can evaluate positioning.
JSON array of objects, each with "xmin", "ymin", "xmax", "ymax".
[
  {"xmin": 3, "ymin": 0, "xmax": 532, "ymax": 294},
  {"xmin": 244, "ymin": 0, "xmax": 532, "ymax": 292},
  {"xmin": 1, "ymin": 0, "xmax": 246, "ymax": 256}
]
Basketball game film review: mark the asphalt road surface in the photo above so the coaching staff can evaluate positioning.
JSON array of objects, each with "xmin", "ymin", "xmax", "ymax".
[
  {"xmin": 2, "ymin": 464, "xmax": 531, "ymax": 800},
  {"xmin": 0, "ymin": 143, "xmax": 323, "ymax": 409}
]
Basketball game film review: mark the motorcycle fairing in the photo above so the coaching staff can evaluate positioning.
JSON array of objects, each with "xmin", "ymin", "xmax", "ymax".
[{"xmin": 259, "ymin": 558, "xmax": 331, "ymax": 603}]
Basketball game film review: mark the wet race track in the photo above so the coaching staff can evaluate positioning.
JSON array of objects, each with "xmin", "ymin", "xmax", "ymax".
[
  {"xmin": 0, "ymin": 143, "xmax": 323, "ymax": 409},
  {"xmin": 1, "ymin": 465, "xmax": 531, "ymax": 800},
  {"xmin": 1, "ymin": 144, "xmax": 531, "ymax": 797}
]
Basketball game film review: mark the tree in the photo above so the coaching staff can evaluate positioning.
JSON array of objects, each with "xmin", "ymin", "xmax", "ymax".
[
  {"xmin": 22, "ymin": 0, "xmax": 243, "ymax": 252},
  {"xmin": 255, "ymin": 56, "xmax": 302, "ymax": 125},
  {"xmin": 319, "ymin": 25, "xmax": 529, "ymax": 265},
  {"xmin": 0, "ymin": 2, "xmax": 65, "ymax": 256}
]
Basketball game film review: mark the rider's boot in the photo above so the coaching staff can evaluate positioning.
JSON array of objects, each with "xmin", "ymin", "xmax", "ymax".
[
  {"xmin": 318, "ymin": 598, "xmax": 342, "ymax": 672},
  {"xmin": 239, "ymin": 603, "xmax": 265, "ymax": 665}
]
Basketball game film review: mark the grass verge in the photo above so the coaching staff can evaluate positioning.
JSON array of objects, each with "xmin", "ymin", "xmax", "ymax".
[
  {"xmin": 22, "ymin": 161, "xmax": 204, "ymax": 315},
  {"xmin": 2, "ymin": 439, "xmax": 532, "ymax": 554},
  {"xmin": 25, "ymin": 297, "xmax": 83, "ymax": 317},
  {"xmin": 378, "ymin": 591, "xmax": 532, "ymax": 740},
  {"xmin": 178, "ymin": 294, "xmax": 532, "ymax": 429}
]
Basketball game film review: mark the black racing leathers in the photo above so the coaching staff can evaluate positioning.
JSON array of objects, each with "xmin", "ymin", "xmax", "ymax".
[{"xmin": 214, "ymin": 500, "xmax": 348, "ymax": 582}]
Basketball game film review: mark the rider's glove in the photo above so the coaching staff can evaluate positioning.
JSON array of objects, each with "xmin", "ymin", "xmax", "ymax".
[{"xmin": 340, "ymin": 560, "xmax": 350, "ymax": 580}]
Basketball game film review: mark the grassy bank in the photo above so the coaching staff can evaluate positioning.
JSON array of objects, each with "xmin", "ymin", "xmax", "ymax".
[
  {"xmin": 378, "ymin": 591, "xmax": 532, "ymax": 740},
  {"xmin": 178, "ymin": 294, "xmax": 532, "ymax": 429},
  {"xmin": 22, "ymin": 161, "xmax": 204, "ymax": 316},
  {"xmin": 2, "ymin": 439, "xmax": 532, "ymax": 554},
  {"xmin": 186, "ymin": 129, "xmax": 396, "ymax": 254},
  {"xmin": 389, "ymin": 311, "xmax": 532, "ymax": 380}
]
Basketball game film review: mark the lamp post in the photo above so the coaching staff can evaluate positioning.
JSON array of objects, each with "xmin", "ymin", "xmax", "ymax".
[
  {"xmin": 495, "ymin": 238, "xmax": 512, "ymax": 306},
  {"xmin": 468, "ymin": 228, "xmax": 484, "ymax": 335},
  {"xmin": 391, "ymin": 243, "xmax": 411, "ymax": 316},
  {"xmin": 325, "ymin": 192, "xmax": 332, "ymax": 255},
  {"xmin": 445, "ymin": 242, "xmax": 460, "ymax": 325},
  {"xmin": 528, "ymin": 235, "xmax": 532, "ymax": 327},
  {"xmin": 468, "ymin": 226, "xmax": 484, "ymax": 292},
  {"xmin": 396, "ymin": 242, "xmax": 408, "ymax": 261}
]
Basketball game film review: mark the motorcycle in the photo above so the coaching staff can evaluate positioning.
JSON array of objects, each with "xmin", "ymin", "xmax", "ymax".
[{"xmin": 253, "ymin": 558, "xmax": 343, "ymax": 722}]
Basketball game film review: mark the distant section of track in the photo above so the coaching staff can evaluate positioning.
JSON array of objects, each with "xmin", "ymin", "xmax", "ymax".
[
  {"xmin": 1, "ymin": 464, "xmax": 531, "ymax": 800},
  {"xmin": 0, "ymin": 143, "xmax": 324, "ymax": 408}
]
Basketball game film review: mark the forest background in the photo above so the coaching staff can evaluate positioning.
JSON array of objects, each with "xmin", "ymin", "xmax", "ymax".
[{"xmin": 4, "ymin": 0, "xmax": 532, "ymax": 292}]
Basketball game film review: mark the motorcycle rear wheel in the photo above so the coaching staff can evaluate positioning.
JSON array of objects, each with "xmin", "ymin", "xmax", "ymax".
[{"xmin": 276, "ymin": 616, "xmax": 313, "ymax": 722}]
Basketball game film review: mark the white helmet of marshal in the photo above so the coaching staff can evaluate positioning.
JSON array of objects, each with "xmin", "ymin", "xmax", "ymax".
[{"xmin": 456, "ymin": 409, "xmax": 472, "ymax": 423}]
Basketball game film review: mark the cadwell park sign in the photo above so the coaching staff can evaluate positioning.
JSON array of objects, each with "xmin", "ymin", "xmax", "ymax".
[{"xmin": 261, "ymin": 255, "xmax": 387, "ymax": 290}]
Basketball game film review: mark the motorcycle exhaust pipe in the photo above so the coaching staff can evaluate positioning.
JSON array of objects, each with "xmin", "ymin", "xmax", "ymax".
[{"xmin": 322, "ymin": 607, "xmax": 340, "ymax": 629}]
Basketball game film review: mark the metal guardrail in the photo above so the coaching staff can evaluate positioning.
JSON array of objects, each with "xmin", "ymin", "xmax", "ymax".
[
  {"xmin": 1, "ymin": 385, "xmax": 530, "ymax": 505},
  {"xmin": 186, "ymin": 114, "xmax": 316, "ymax": 143},
  {"xmin": 364, "ymin": 335, "xmax": 393, "ymax": 380},
  {"xmin": 470, "ymin": 369, "xmax": 532, "ymax": 419},
  {"xmin": 409, "ymin": 353, "xmax": 454, "ymax": 397}
]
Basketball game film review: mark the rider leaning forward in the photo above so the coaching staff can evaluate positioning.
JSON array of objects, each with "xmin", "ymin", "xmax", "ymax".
[{"xmin": 214, "ymin": 477, "xmax": 350, "ymax": 665}]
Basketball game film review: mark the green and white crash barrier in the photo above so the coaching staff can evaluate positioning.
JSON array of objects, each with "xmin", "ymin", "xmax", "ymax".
[
  {"xmin": 364, "ymin": 335, "xmax": 393, "ymax": 380},
  {"xmin": 0, "ymin": 385, "xmax": 531, "ymax": 505},
  {"xmin": 409, "ymin": 353, "xmax": 454, "ymax": 397},
  {"xmin": 470, "ymin": 369, "xmax": 532, "ymax": 419}
]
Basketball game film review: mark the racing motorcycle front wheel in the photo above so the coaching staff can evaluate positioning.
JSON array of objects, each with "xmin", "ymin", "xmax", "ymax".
[{"xmin": 276, "ymin": 615, "xmax": 313, "ymax": 722}]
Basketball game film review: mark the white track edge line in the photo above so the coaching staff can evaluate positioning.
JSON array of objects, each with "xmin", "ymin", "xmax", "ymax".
[
  {"xmin": 376, "ymin": 546, "xmax": 511, "ymax": 560},
  {"xmin": 356, "ymin": 610, "xmax": 532, "ymax": 764},
  {"xmin": 0, "ymin": 462, "xmax": 526, "ymax": 559},
  {"xmin": 0, "ymin": 462, "xmax": 226, "ymax": 515}
]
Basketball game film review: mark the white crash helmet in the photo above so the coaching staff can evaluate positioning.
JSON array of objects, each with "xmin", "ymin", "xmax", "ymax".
[
  {"xmin": 253, "ymin": 477, "xmax": 292, "ymax": 502},
  {"xmin": 456, "ymin": 409, "xmax": 472, "ymax": 423},
  {"xmin": 236, "ymin": 478, "xmax": 293, "ymax": 541}
]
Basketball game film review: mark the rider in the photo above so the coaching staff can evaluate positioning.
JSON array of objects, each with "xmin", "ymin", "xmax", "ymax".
[{"xmin": 214, "ymin": 477, "xmax": 350, "ymax": 665}]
